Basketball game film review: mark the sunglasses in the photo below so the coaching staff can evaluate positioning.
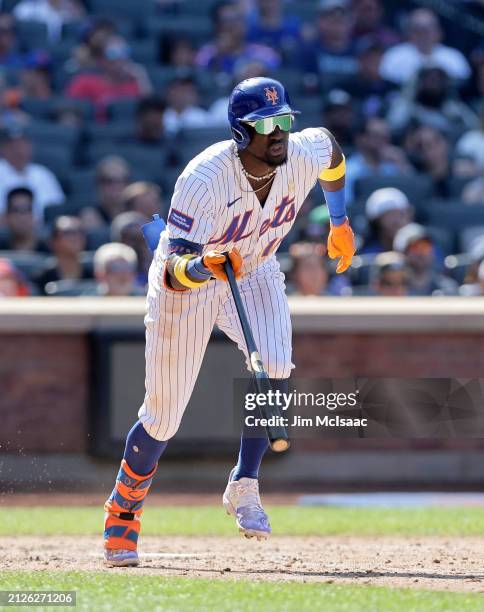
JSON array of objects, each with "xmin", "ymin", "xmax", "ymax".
[{"xmin": 245, "ymin": 114, "xmax": 294, "ymax": 135}]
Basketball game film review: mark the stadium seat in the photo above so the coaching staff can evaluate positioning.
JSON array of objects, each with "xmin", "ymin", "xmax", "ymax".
[
  {"xmin": 107, "ymin": 99, "xmax": 138, "ymax": 123},
  {"xmin": 180, "ymin": 126, "xmax": 231, "ymax": 147},
  {"xmin": 44, "ymin": 278, "xmax": 98, "ymax": 296},
  {"xmin": 130, "ymin": 38, "xmax": 158, "ymax": 65},
  {"xmin": 90, "ymin": 0, "xmax": 156, "ymax": 21},
  {"xmin": 27, "ymin": 120, "xmax": 80, "ymax": 151},
  {"xmin": 147, "ymin": 17, "xmax": 212, "ymax": 46},
  {"xmin": 44, "ymin": 200, "xmax": 89, "ymax": 225},
  {"xmin": 32, "ymin": 143, "xmax": 74, "ymax": 183},
  {"xmin": 67, "ymin": 168, "xmax": 97, "ymax": 198},
  {"xmin": 3, "ymin": 0, "xmax": 20, "ymax": 10},
  {"xmin": 61, "ymin": 20, "xmax": 84, "ymax": 42},
  {"xmin": 16, "ymin": 20, "xmax": 49, "ymax": 50},
  {"xmin": 85, "ymin": 141, "xmax": 166, "ymax": 180},
  {"xmin": 426, "ymin": 203, "xmax": 484, "ymax": 253},
  {"xmin": 354, "ymin": 174, "xmax": 435, "ymax": 211},
  {"xmin": 86, "ymin": 226, "xmax": 111, "ymax": 250},
  {"xmin": 0, "ymin": 250, "xmax": 49, "ymax": 280},
  {"xmin": 21, "ymin": 96, "xmax": 95, "ymax": 121},
  {"xmin": 86, "ymin": 122, "xmax": 133, "ymax": 144}
]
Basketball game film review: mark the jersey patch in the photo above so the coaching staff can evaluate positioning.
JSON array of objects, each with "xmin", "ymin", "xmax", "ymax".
[{"xmin": 168, "ymin": 209, "xmax": 194, "ymax": 233}]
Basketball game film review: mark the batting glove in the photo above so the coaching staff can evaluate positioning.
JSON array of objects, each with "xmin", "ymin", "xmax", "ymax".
[
  {"xmin": 327, "ymin": 218, "xmax": 356, "ymax": 273},
  {"xmin": 203, "ymin": 248, "xmax": 243, "ymax": 281}
]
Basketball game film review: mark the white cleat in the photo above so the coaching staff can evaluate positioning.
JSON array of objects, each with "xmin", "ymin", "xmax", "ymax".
[
  {"xmin": 223, "ymin": 469, "xmax": 271, "ymax": 540},
  {"xmin": 104, "ymin": 549, "xmax": 139, "ymax": 567}
]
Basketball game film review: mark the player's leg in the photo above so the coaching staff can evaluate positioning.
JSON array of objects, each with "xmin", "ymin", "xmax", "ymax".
[
  {"xmin": 104, "ymin": 282, "xmax": 221, "ymax": 565},
  {"xmin": 217, "ymin": 260, "xmax": 293, "ymax": 538}
]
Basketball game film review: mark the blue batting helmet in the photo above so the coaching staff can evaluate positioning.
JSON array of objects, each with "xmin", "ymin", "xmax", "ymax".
[{"xmin": 228, "ymin": 77, "xmax": 300, "ymax": 149}]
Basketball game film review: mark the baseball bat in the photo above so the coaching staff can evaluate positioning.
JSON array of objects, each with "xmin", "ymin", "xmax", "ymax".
[{"xmin": 223, "ymin": 258, "xmax": 290, "ymax": 453}]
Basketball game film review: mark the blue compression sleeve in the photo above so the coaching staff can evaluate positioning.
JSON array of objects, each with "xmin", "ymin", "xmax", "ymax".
[
  {"xmin": 323, "ymin": 185, "xmax": 347, "ymax": 226},
  {"xmin": 124, "ymin": 420, "xmax": 168, "ymax": 475}
]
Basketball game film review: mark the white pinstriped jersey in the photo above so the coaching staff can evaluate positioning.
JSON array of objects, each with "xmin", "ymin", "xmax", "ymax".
[
  {"xmin": 138, "ymin": 128, "xmax": 333, "ymax": 441},
  {"xmin": 161, "ymin": 128, "xmax": 333, "ymax": 272}
]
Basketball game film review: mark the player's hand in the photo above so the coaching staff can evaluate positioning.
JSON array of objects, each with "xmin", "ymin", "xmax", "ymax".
[
  {"xmin": 327, "ymin": 218, "xmax": 356, "ymax": 273},
  {"xmin": 203, "ymin": 248, "xmax": 243, "ymax": 281}
]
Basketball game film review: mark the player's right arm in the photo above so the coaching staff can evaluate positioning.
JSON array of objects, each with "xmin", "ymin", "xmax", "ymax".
[{"xmin": 163, "ymin": 173, "xmax": 242, "ymax": 290}]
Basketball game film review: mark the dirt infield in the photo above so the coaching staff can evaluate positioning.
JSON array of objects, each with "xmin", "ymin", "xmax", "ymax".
[{"xmin": 4, "ymin": 535, "xmax": 484, "ymax": 593}]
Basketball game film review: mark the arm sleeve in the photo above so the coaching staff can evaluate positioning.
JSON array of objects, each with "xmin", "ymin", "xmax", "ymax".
[{"xmin": 167, "ymin": 173, "xmax": 215, "ymax": 245}]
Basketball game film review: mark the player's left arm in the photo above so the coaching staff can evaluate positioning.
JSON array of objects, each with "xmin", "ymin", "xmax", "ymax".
[{"xmin": 318, "ymin": 128, "xmax": 356, "ymax": 274}]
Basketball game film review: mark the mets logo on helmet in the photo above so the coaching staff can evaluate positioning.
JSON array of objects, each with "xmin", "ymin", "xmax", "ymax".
[{"xmin": 264, "ymin": 87, "xmax": 279, "ymax": 105}]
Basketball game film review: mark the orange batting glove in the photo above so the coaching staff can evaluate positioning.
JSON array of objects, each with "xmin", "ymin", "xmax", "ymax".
[
  {"xmin": 327, "ymin": 218, "xmax": 356, "ymax": 273},
  {"xmin": 203, "ymin": 248, "xmax": 243, "ymax": 281}
]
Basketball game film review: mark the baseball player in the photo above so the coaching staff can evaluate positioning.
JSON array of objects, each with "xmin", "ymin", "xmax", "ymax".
[{"xmin": 103, "ymin": 77, "xmax": 356, "ymax": 566}]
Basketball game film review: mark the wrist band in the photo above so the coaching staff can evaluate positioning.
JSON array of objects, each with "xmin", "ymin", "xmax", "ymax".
[
  {"xmin": 323, "ymin": 185, "xmax": 347, "ymax": 226},
  {"xmin": 173, "ymin": 255, "xmax": 209, "ymax": 289}
]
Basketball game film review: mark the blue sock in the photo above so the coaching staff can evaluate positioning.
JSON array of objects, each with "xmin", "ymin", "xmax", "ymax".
[
  {"xmin": 231, "ymin": 378, "xmax": 288, "ymax": 481},
  {"xmin": 123, "ymin": 420, "xmax": 168, "ymax": 476}
]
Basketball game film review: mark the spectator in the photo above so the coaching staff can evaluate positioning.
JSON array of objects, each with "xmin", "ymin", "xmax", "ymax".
[
  {"xmin": 300, "ymin": 0, "xmax": 357, "ymax": 88},
  {"xmin": 351, "ymin": 0, "xmax": 399, "ymax": 48},
  {"xmin": 321, "ymin": 89, "xmax": 356, "ymax": 149},
  {"xmin": 160, "ymin": 35, "xmax": 196, "ymax": 69},
  {"xmin": 121, "ymin": 181, "xmax": 164, "ymax": 219},
  {"xmin": 68, "ymin": 17, "xmax": 117, "ymax": 73},
  {"xmin": 372, "ymin": 252, "xmax": 408, "ymax": 296},
  {"xmin": 93, "ymin": 242, "xmax": 142, "ymax": 296},
  {"xmin": 0, "ymin": 186, "xmax": 46, "ymax": 251},
  {"xmin": 345, "ymin": 117, "xmax": 411, "ymax": 203},
  {"xmin": 456, "ymin": 103, "xmax": 484, "ymax": 173},
  {"xmin": 362, "ymin": 188, "xmax": 412, "ymax": 254},
  {"xmin": 111, "ymin": 211, "xmax": 151, "ymax": 287},
  {"xmin": 14, "ymin": 0, "xmax": 85, "ymax": 44},
  {"xmin": 80, "ymin": 156, "xmax": 131, "ymax": 229},
  {"xmin": 342, "ymin": 39, "xmax": 397, "ymax": 118},
  {"xmin": 0, "ymin": 13, "xmax": 28, "ymax": 68},
  {"xmin": 246, "ymin": 0, "xmax": 302, "ymax": 60},
  {"xmin": 379, "ymin": 9, "xmax": 471, "ymax": 85},
  {"xmin": 66, "ymin": 35, "xmax": 152, "ymax": 121},
  {"xmin": 288, "ymin": 242, "xmax": 329, "ymax": 296},
  {"xmin": 405, "ymin": 125, "xmax": 455, "ymax": 199},
  {"xmin": 18, "ymin": 51, "xmax": 53, "ymax": 99},
  {"xmin": 0, "ymin": 257, "xmax": 29, "ymax": 296},
  {"xmin": 387, "ymin": 66, "xmax": 478, "ymax": 135},
  {"xmin": 0, "ymin": 122, "xmax": 64, "ymax": 222},
  {"xmin": 133, "ymin": 96, "xmax": 166, "ymax": 146},
  {"xmin": 35, "ymin": 215, "xmax": 92, "ymax": 294},
  {"xmin": 393, "ymin": 223, "xmax": 457, "ymax": 295},
  {"xmin": 163, "ymin": 75, "xmax": 210, "ymax": 134},
  {"xmin": 195, "ymin": 0, "xmax": 280, "ymax": 81}
]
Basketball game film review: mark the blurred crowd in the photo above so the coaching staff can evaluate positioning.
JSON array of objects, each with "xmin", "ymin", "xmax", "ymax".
[{"xmin": 0, "ymin": 0, "xmax": 483, "ymax": 297}]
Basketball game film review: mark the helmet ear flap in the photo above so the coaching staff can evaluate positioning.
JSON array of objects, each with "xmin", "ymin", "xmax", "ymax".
[{"xmin": 231, "ymin": 119, "xmax": 251, "ymax": 150}]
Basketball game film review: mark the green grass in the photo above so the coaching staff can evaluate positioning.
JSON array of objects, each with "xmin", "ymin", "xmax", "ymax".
[
  {"xmin": 3, "ymin": 505, "xmax": 484, "ymax": 537},
  {"xmin": 1, "ymin": 572, "xmax": 483, "ymax": 612}
]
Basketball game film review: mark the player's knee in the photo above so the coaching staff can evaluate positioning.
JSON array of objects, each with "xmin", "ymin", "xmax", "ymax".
[{"xmin": 138, "ymin": 402, "xmax": 184, "ymax": 441}]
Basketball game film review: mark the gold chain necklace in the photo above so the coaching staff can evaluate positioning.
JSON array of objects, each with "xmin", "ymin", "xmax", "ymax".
[
  {"xmin": 233, "ymin": 144, "xmax": 277, "ymax": 181},
  {"xmin": 232, "ymin": 144, "xmax": 277, "ymax": 194}
]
